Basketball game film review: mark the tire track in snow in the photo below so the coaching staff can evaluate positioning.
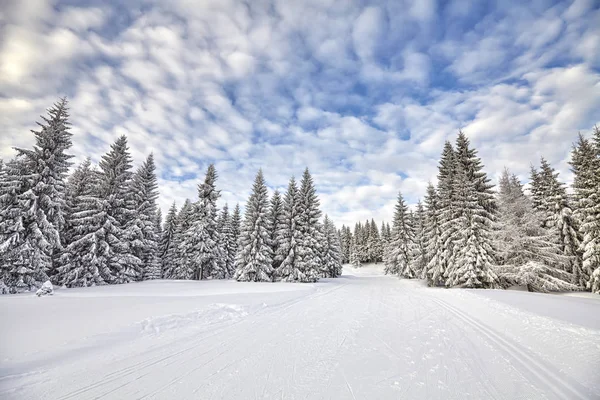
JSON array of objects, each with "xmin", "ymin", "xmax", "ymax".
[{"xmin": 429, "ymin": 297, "xmax": 594, "ymax": 400}]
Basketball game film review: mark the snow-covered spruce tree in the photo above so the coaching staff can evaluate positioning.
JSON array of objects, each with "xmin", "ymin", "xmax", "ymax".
[
  {"xmin": 62, "ymin": 158, "xmax": 93, "ymax": 254},
  {"xmin": 234, "ymin": 170, "xmax": 274, "ymax": 282},
  {"xmin": 180, "ymin": 164, "xmax": 223, "ymax": 280},
  {"xmin": 350, "ymin": 234, "xmax": 361, "ymax": 267},
  {"xmin": 423, "ymin": 183, "xmax": 444, "ymax": 285},
  {"xmin": 155, "ymin": 209, "xmax": 162, "ymax": 243},
  {"xmin": 494, "ymin": 169, "xmax": 576, "ymax": 292},
  {"xmin": 127, "ymin": 154, "xmax": 161, "ymax": 280},
  {"xmin": 570, "ymin": 132, "xmax": 600, "ymax": 293},
  {"xmin": 322, "ymin": 215, "xmax": 343, "ymax": 278},
  {"xmin": 160, "ymin": 202, "xmax": 178, "ymax": 278},
  {"xmin": 368, "ymin": 219, "xmax": 382, "ymax": 263},
  {"xmin": 0, "ymin": 99, "xmax": 74, "ymax": 291},
  {"xmin": 532, "ymin": 158, "xmax": 582, "ymax": 282},
  {"xmin": 426, "ymin": 141, "xmax": 456, "ymax": 286},
  {"xmin": 385, "ymin": 192, "xmax": 415, "ymax": 277},
  {"xmin": 455, "ymin": 130, "xmax": 496, "ymax": 214},
  {"xmin": 0, "ymin": 158, "xmax": 48, "ymax": 292},
  {"xmin": 217, "ymin": 204, "xmax": 235, "ymax": 279},
  {"xmin": 57, "ymin": 161, "xmax": 114, "ymax": 287},
  {"xmin": 340, "ymin": 225, "xmax": 352, "ymax": 264},
  {"xmin": 274, "ymin": 177, "xmax": 303, "ymax": 281},
  {"xmin": 269, "ymin": 190, "xmax": 284, "ymax": 271},
  {"xmin": 97, "ymin": 135, "xmax": 140, "ymax": 283},
  {"xmin": 228, "ymin": 204, "xmax": 242, "ymax": 278},
  {"xmin": 170, "ymin": 199, "xmax": 194, "ymax": 279},
  {"xmin": 444, "ymin": 162, "xmax": 498, "ymax": 288},
  {"xmin": 294, "ymin": 168, "xmax": 324, "ymax": 282},
  {"xmin": 410, "ymin": 200, "xmax": 427, "ymax": 278}
]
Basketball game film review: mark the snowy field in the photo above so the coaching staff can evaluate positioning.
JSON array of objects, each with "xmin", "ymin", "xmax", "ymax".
[{"xmin": 1, "ymin": 265, "xmax": 599, "ymax": 400}]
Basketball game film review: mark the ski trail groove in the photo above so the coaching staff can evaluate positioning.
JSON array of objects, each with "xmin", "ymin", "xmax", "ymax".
[{"xmin": 430, "ymin": 297, "xmax": 592, "ymax": 400}]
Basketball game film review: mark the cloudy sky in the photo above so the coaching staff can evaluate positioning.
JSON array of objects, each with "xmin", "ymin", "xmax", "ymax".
[{"xmin": 1, "ymin": 0, "xmax": 599, "ymax": 227}]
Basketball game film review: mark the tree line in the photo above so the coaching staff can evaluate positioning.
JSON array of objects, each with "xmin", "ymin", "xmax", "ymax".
[
  {"xmin": 0, "ymin": 99, "xmax": 343, "ymax": 294},
  {"xmin": 341, "ymin": 130, "xmax": 600, "ymax": 294}
]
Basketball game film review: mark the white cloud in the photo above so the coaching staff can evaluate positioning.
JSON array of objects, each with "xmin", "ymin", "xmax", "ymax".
[{"xmin": 1, "ymin": 0, "xmax": 599, "ymax": 228}]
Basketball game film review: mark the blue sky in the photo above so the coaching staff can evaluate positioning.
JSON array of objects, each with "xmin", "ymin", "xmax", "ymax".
[{"xmin": 1, "ymin": 0, "xmax": 599, "ymax": 227}]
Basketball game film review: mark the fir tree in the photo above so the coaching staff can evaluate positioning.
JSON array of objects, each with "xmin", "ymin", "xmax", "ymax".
[
  {"xmin": 424, "ymin": 183, "xmax": 444, "ymax": 285},
  {"xmin": 269, "ymin": 190, "xmax": 284, "ymax": 271},
  {"xmin": 495, "ymin": 169, "xmax": 576, "ymax": 292},
  {"xmin": 428, "ymin": 142, "xmax": 456, "ymax": 286},
  {"xmin": 531, "ymin": 158, "xmax": 582, "ymax": 282},
  {"xmin": 570, "ymin": 132, "xmax": 600, "ymax": 293},
  {"xmin": 385, "ymin": 192, "xmax": 414, "ymax": 277},
  {"xmin": 180, "ymin": 165, "xmax": 223, "ymax": 280},
  {"xmin": 171, "ymin": 199, "xmax": 194, "ymax": 279},
  {"xmin": 234, "ymin": 170, "xmax": 273, "ymax": 282},
  {"xmin": 217, "ymin": 204, "xmax": 235, "ymax": 278},
  {"xmin": 274, "ymin": 177, "xmax": 302, "ymax": 281},
  {"xmin": 97, "ymin": 135, "xmax": 140, "ymax": 284},
  {"xmin": 0, "ymin": 158, "xmax": 52, "ymax": 292},
  {"xmin": 128, "ymin": 154, "xmax": 161, "ymax": 280},
  {"xmin": 455, "ymin": 131, "xmax": 496, "ymax": 214},
  {"xmin": 294, "ymin": 168, "xmax": 323, "ymax": 282},
  {"xmin": 0, "ymin": 99, "xmax": 74, "ymax": 291},
  {"xmin": 410, "ymin": 201, "xmax": 427, "ymax": 278},
  {"xmin": 229, "ymin": 204, "xmax": 242, "ymax": 278},
  {"xmin": 57, "ymin": 161, "xmax": 112, "ymax": 287},
  {"xmin": 160, "ymin": 202, "xmax": 178, "ymax": 278},
  {"xmin": 322, "ymin": 215, "xmax": 343, "ymax": 277},
  {"xmin": 368, "ymin": 219, "xmax": 382, "ymax": 263},
  {"xmin": 350, "ymin": 234, "xmax": 361, "ymax": 267},
  {"xmin": 444, "ymin": 163, "xmax": 498, "ymax": 288}
]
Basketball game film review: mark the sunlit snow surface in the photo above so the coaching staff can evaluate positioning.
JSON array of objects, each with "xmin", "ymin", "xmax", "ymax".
[{"xmin": 1, "ymin": 265, "xmax": 599, "ymax": 399}]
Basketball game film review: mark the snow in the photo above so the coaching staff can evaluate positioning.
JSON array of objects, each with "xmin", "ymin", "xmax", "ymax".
[{"xmin": 1, "ymin": 264, "xmax": 599, "ymax": 399}]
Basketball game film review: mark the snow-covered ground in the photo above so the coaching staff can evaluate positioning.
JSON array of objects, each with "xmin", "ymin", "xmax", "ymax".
[{"xmin": 1, "ymin": 265, "xmax": 599, "ymax": 400}]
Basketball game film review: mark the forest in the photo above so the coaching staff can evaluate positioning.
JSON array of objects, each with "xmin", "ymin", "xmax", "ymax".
[{"xmin": 0, "ymin": 99, "xmax": 599, "ymax": 294}]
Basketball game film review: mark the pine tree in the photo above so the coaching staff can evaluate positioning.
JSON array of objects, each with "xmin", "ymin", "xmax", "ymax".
[
  {"xmin": 0, "ymin": 99, "xmax": 74, "ymax": 291},
  {"xmin": 97, "ymin": 135, "xmax": 140, "ymax": 284},
  {"xmin": 339, "ymin": 225, "xmax": 352, "ymax": 264},
  {"xmin": 455, "ymin": 131, "xmax": 496, "ymax": 214},
  {"xmin": 0, "ymin": 158, "xmax": 50, "ymax": 292},
  {"xmin": 160, "ymin": 202, "xmax": 178, "ymax": 278},
  {"xmin": 410, "ymin": 201, "xmax": 427, "ymax": 278},
  {"xmin": 294, "ymin": 168, "xmax": 323, "ymax": 282},
  {"xmin": 234, "ymin": 170, "xmax": 273, "ymax": 282},
  {"xmin": 424, "ymin": 183, "xmax": 444, "ymax": 285},
  {"xmin": 180, "ymin": 165, "xmax": 223, "ymax": 280},
  {"xmin": 274, "ymin": 177, "xmax": 302, "ymax": 281},
  {"xmin": 57, "ymin": 161, "xmax": 113, "ymax": 287},
  {"xmin": 228, "ymin": 204, "xmax": 242, "ymax": 278},
  {"xmin": 428, "ymin": 142, "xmax": 456, "ymax": 286},
  {"xmin": 495, "ymin": 169, "xmax": 576, "ymax": 292},
  {"xmin": 368, "ymin": 219, "xmax": 382, "ymax": 263},
  {"xmin": 322, "ymin": 215, "xmax": 343, "ymax": 277},
  {"xmin": 217, "ymin": 204, "xmax": 235, "ymax": 278},
  {"xmin": 570, "ymin": 132, "xmax": 600, "ymax": 293},
  {"xmin": 350, "ymin": 233, "xmax": 361, "ymax": 267},
  {"xmin": 531, "ymin": 158, "xmax": 582, "ymax": 282},
  {"xmin": 444, "ymin": 162, "xmax": 498, "ymax": 288},
  {"xmin": 385, "ymin": 192, "xmax": 414, "ymax": 277},
  {"xmin": 128, "ymin": 154, "xmax": 161, "ymax": 280},
  {"xmin": 171, "ymin": 199, "xmax": 194, "ymax": 279},
  {"xmin": 269, "ymin": 190, "xmax": 284, "ymax": 271}
]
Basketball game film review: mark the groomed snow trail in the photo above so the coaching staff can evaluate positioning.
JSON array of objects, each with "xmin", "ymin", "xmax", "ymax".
[{"xmin": 1, "ymin": 266, "xmax": 599, "ymax": 399}]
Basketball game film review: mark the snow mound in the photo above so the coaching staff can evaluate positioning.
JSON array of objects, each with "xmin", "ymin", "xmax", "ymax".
[{"xmin": 139, "ymin": 304, "xmax": 249, "ymax": 335}]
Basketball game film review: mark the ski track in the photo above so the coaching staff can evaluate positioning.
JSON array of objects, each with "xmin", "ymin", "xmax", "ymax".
[{"xmin": 1, "ymin": 267, "xmax": 599, "ymax": 399}]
